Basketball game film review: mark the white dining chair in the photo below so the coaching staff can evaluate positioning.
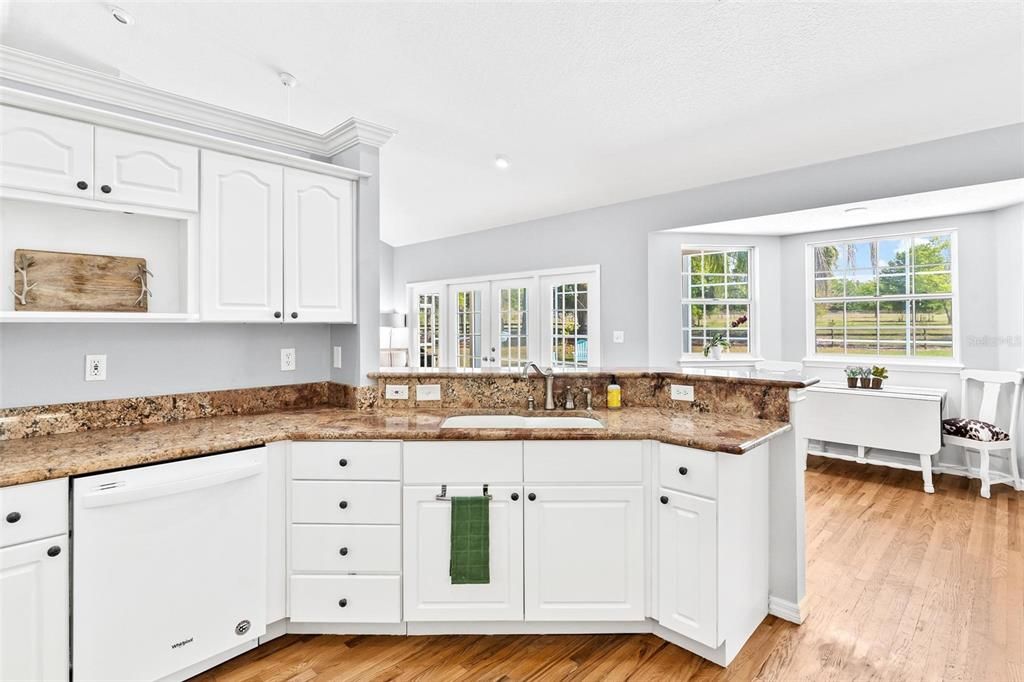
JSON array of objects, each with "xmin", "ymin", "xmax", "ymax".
[{"xmin": 942, "ymin": 369, "xmax": 1022, "ymax": 498}]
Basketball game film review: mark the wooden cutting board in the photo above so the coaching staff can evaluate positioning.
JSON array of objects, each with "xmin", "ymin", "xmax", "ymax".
[{"xmin": 12, "ymin": 249, "xmax": 150, "ymax": 312}]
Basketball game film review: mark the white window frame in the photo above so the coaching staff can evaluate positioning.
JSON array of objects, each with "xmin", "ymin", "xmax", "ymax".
[
  {"xmin": 803, "ymin": 228, "xmax": 960, "ymax": 364},
  {"xmin": 406, "ymin": 265, "xmax": 601, "ymax": 370},
  {"xmin": 679, "ymin": 245, "xmax": 758, "ymax": 361}
]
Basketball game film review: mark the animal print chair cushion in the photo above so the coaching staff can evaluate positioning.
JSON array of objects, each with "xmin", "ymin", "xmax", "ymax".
[{"xmin": 942, "ymin": 418, "xmax": 1010, "ymax": 442}]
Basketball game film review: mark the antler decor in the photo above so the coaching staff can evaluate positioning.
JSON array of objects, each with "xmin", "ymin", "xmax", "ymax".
[
  {"xmin": 9, "ymin": 253, "xmax": 37, "ymax": 305},
  {"xmin": 132, "ymin": 263, "xmax": 154, "ymax": 307}
]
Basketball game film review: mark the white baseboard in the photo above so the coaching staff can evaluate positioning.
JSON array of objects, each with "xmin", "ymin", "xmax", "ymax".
[
  {"xmin": 768, "ymin": 595, "xmax": 806, "ymax": 624},
  {"xmin": 259, "ymin": 619, "xmax": 288, "ymax": 644},
  {"xmin": 287, "ymin": 622, "xmax": 408, "ymax": 635},
  {"xmin": 650, "ymin": 623, "xmax": 728, "ymax": 667},
  {"xmin": 406, "ymin": 620, "xmax": 651, "ymax": 636}
]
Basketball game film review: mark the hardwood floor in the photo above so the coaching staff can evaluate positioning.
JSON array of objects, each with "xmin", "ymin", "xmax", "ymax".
[{"xmin": 194, "ymin": 457, "xmax": 1023, "ymax": 681}]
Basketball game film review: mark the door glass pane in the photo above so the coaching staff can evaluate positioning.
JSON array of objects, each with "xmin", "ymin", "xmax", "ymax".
[
  {"xmin": 454, "ymin": 289, "xmax": 483, "ymax": 368},
  {"xmin": 498, "ymin": 286, "xmax": 529, "ymax": 368},
  {"xmin": 417, "ymin": 293, "xmax": 441, "ymax": 368},
  {"xmin": 551, "ymin": 282, "xmax": 589, "ymax": 368}
]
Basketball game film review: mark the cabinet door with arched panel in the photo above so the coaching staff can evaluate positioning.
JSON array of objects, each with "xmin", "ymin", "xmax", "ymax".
[
  {"xmin": 94, "ymin": 127, "xmax": 198, "ymax": 211},
  {"xmin": 0, "ymin": 105, "xmax": 93, "ymax": 198}
]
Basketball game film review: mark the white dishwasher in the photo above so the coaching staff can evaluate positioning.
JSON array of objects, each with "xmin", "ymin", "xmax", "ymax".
[{"xmin": 72, "ymin": 447, "xmax": 267, "ymax": 682}]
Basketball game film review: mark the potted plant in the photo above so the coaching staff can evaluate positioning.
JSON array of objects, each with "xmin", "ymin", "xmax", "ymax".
[
  {"xmin": 703, "ymin": 333, "xmax": 730, "ymax": 360},
  {"xmin": 870, "ymin": 365, "xmax": 888, "ymax": 389},
  {"xmin": 859, "ymin": 366, "xmax": 872, "ymax": 388},
  {"xmin": 844, "ymin": 366, "xmax": 860, "ymax": 388}
]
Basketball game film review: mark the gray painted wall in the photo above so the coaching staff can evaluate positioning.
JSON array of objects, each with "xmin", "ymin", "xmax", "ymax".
[
  {"xmin": 391, "ymin": 124, "xmax": 1024, "ymax": 366},
  {"xmin": 0, "ymin": 323, "xmax": 331, "ymax": 408}
]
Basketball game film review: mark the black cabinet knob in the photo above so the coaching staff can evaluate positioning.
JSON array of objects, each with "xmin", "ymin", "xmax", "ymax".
[
  {"xmin": 274, "ymin": 311, "xmax": 282, "ymax": 319},
  {"xmin": 527, "ymin": 493, "xmax": 536, "ymax": 501},
  {"xmin": 338, "ymin": 458, "xmax": 348, "ymax": 467},
  {"xmin": 100, "ymin": 184, "xmax": 112, "ymax": 194},
  {"xmin": 6, "ymin": 511, "xmax": 21, "ymax": 523},
  {"xmin": 660, "ymin": 495, "xmax": 669, "ymax": 505},
  {"xmin": 47, "ymin": 545, "xmax": 61, "ymax": 557},
  {"xmin": 511, "ymin": 492, "xmax": 519, "ymax": 501},
  {"xmin": 338, "ymin": 598, "xmax": 348, "ymax": 608},
  {"xmin": 678, "ymin": 467, "xmax": 688, "ymax": 476},
  {"xmin": 339, "ymin": 547, "xmax": 349, "ymax": 556},
  {"xmin": 290, "ymin": 312, "xmax": 298, "ymax": 319},
  {"xmin": 338, "ymin": 500, "xmax": 348, "ymax": 509},
  {"xmin": 76, "ymin": 180, "xmax": 89, "ymax": 190}
]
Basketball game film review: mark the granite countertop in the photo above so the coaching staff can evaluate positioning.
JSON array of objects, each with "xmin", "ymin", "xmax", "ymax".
[{"xmin": 0, "ymin": 406, "xmax": 791, "ymax": 487}]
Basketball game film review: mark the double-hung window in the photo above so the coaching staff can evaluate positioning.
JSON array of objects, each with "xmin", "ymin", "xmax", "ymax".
[
  {"xmin": 810, "ymin": 231, "xmax": 955, "ymax": 359},
  {"xmin": 681, "ymin": 248, "xmax": 754, "ymax": 356}
]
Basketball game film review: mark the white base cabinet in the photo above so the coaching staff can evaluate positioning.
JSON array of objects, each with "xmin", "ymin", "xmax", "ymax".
[{"xmin": 657, "ymin": 489, "xmax": 718, "ymax": 646}]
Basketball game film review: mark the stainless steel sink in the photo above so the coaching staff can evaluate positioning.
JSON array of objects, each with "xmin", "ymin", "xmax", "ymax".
[{"xmin": 440, "ymin": 415, "xmax": 604, "ymax": 429}]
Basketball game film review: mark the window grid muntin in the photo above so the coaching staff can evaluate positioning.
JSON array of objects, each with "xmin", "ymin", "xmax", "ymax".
[
  {"xmin": 551, "ymin": 282, "xmax": 589, "ymax": 368},
  {"xmin": 454, "ymin": 289, "xmax": 483, "ymax": 368},
  {"xmin": 499, "ymin": 286, "xmax": 529, "ymax": 368},
  {"xmin": 811, "ymin": 232, "xmax": 954, "ymax": 358},
  {"xmin": 681, "ymin": 248, "xmax": 752, "ymax": 356},
  {"xmin": 417, "ymin": 293, "xmax": 441, "ymax": 368}
]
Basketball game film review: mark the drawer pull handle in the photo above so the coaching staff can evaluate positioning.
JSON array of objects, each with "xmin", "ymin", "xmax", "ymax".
[
  {"xmin": 338, "ymin": 458, "xmax": 348, "ymax": 467},
  {"xmin": 527, "ymin": 493, "xmax": 536, "ymax": 502},
  {"xmin": 338, "ymin": 500, "xmax": 349, "ymax": 509},
  {"xmin": 338, "ymin": 598, "xmax": 348, "ymax": 608},
  {"xmin": 5, "ymin": 511, "xmax": 21, "ymax": 523},
  {"xmin": 339, "ymin": 547, "xmax": 349, "ymax": 556},
  {"xmin": 678, "ymin": 467, "xmax": 688, "ymax": 476},
  {"xmin": 660, "ymin": 495, "xmax": 669, "ymax": 505},
  {"xmin": 47, "ymin": 545, "xmax": 61, "ymax": 557},
  {"xmin": 76, "ymin": 180, "xmax": 89, "ymax": 190},
  {"xmin": 511, "ymin": 492, "xmax": 519, "ymax": 501}
]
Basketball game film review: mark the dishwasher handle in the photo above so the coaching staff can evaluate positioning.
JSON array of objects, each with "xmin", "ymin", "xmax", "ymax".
[{"xmin": 79, "ymin": 461, "xmax": 263, "ymax": 509}]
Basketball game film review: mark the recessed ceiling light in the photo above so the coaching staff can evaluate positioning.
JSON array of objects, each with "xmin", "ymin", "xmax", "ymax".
[
  {"xmin": 110, "ymin": 6, "xmax": 135, "ymax": 25},
  {"xmin": 494, "ymin": 155, "xmax": 510, "ymax": 170},
  {"xmin": 844, "ymin": 206, "xmax": 868, "ymax": 214}
]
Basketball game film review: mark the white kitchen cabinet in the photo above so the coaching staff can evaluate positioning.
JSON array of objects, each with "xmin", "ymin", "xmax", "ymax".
[
  {"xmin": 94, "ymin": 127, "xmax": 198, "ymax": 211},
  {"xmin": 200, "ymin": 150, "xmax": 284, "ymax": 321},
  {"xmin": 657, "ymin": 488, "xmax": 718, "ymax": 647},
  {"xmin": 403, "ymin": 484, "xmax": 524, "ymax": 621},
  {"xmin": 283, "ymin": 168, "xmax": 355, "ymax": 323},
  {"xmin": 0, "ymin": 106, "xmax": 93, "ymax": 198},
  {"xmin": 266, "ymin": 442, "xmax": 288, "ymax": 626},
  {"xmin": 523, "ymin": 484, "xmax": 644, "ymax": 621},
  {"xmin": 0, "ymin": 535, "xmax": 69, "ymax": 682}
]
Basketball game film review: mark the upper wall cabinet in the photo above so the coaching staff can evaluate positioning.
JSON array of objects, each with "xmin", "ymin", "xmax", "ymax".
[
  {"xmin": 0, "ymin": 106, "xmax": 199, "ymax": 212},
  {"xmin": 93, "ymin": 128, "xmax": 198, "ymax": 211},
  {"xmin": 0, "ymin": 107, "xmax": 93, "ymax": 198},
  {"xmin": 283, "ymin": 168, "xmax": 355, "ymax": 323},
  {"xmin": 200, "ymin": 151, "xmax": 284, "ymax": 322}
]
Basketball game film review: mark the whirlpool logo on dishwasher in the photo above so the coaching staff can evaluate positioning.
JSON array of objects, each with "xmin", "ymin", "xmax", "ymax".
[{"xmin": 170, "ymin": 637, "xmax": 194, "ymax": 650}]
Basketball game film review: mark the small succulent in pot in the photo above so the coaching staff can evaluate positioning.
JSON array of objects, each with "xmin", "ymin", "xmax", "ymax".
[
  {"xmin": 703, "ymin": 332, "xmax": 730, "ymax": 360},
  {"xmin": 844, "ymin": 365, "xmax": 861, "ymax": 388},
  {"xmin": 859, "ymin": 366, "xmax": 872, "ymax": 388},
  {"xmin": 870, "ymin": 365, "xmax": 888, "ymax": 389}
]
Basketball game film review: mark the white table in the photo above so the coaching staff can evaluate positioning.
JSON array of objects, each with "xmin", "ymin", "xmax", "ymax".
[{"xmin": 803, "ymin": 382, "xmax": 947, "ymax": 492}]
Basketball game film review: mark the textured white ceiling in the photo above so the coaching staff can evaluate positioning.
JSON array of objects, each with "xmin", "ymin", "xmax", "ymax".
[{"xmin": 2, "ymin": 1, "xmax": 1021, "ymax": 246}]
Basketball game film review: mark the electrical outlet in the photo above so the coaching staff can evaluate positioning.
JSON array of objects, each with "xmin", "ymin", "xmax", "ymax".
[
  {"xmin": 416, "ymin": 384, "xmax": 441, "ymax": 401},
  {"xmin": 670, "ymin": 384, "xmax": 694, "ymax": 401},
  {"xmin": 85, "ymin": 354, "xmax": 106, "ymax": 381},
  {"xmin": 333, "ymin": 345, "xmax": 343, "ymax": 369},
  {"xmin": 280, "ymin": 348, "xmax": 296, "ymax": 372},
  {"xmin": 386, "ymin": 384, "xmax": 409, "ymax": 400},
  {"xmin": 613, "ymin": 330, "xmax": 625, "ymax": 343}
]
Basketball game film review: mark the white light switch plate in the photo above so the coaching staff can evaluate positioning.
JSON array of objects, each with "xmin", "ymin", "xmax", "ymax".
[
  {"xmin": 613, "ymin": 330, "xmax": 625, "ymax": 343},
  {"xmin": 280, "ymin": 348, "xmax": 296, "ymax": 371},
  {"xmin": 670, "ymin": 384, "xmax": 694, "ymax": 401},
  {"xmin": 386, "ymin": 384, "xmax": 409, "ymax": 400},
  {"xmin": 85, "ymin": 354, "xmax": 106, "ymax": 381},
  {"xmin": 416, "ymin": 384, "xmax": 441, "ymax": 401}
]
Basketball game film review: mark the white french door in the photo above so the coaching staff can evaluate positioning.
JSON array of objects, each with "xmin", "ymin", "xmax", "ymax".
[
  {"xmin": 541, "ymin": 272, "xmax": 600, "ymax": 369},
  {"xmin": 448, "ymin": 278, "xmax": 538, "ymax": 368}
]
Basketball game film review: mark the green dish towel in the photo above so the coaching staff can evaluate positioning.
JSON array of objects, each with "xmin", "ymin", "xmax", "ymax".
[{"xmin": 450, "ymin": 496, "xmax": 490, "ymax": 585}]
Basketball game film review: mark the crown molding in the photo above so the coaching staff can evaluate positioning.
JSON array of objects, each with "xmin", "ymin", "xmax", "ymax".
[{"xmin": 0, "ymin": 46, "xmax": 396, "ymax": 156}]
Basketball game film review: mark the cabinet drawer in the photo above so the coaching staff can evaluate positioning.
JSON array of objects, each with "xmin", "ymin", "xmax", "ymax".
[
  {"xmin": 291, "ymin": 442, "xmax": 401, "ymax": 481},
  {"xmin": 291, "ymin": 524, "xmax": 400, "ymax": 573},
  {"xmin": 524, "ymin": 441, "xmax": 642, "ymax": 483},
  {"xmin": 289, "ymin": 575, "xmax": 401, "ymax": 623},
  {"xmin": 403, "ymin": 441, "xmax": 522, "ymax": 484},
  {"xmin": 291, "ymin": 481, "xmax": 400, "ymax": 524},
  {"xmin": 658, "ymin": 444, "xmax": 717, "ymax": 499},
  {"xmin": 0, "ymin": 479, "xmax": 68, "ymax": 549}
]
